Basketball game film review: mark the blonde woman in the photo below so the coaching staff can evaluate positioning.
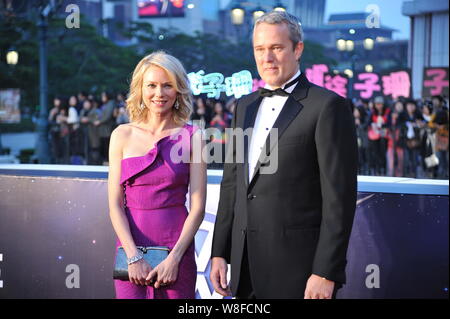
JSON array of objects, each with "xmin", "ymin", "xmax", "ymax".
[{"xmin": 108, "ymin": 51, "xmax": 206, "ymax": 299}]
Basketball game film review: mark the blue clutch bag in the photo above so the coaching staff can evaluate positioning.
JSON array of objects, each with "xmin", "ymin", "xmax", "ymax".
[{"xmin": 113, "ymin": 246, "xmax": 170, "ymax": 281}]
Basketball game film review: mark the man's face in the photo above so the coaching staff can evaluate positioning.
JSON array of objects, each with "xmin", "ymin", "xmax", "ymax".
[{"xmin": 253, "ymin": 22, "xmax": 303, "ymax": 88}]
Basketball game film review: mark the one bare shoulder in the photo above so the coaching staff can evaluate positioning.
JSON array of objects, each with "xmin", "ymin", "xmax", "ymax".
[
  {"xmin": 112, "ymin": 123, "xmax": 133, "ymax": 139},
  {"xmin": 110, "ymin": 124, "xmax": 133, "ymax": 152}
]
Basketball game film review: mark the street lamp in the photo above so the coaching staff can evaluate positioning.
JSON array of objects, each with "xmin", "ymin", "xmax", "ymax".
[
  {"xmin": 35, "ymin": 1, "xmax": 59, "ymax": 164},
  {"xmin": 336, "ymin": 36, "xmax": 374, "ymax": 99},
  {"xmin": 252, "ymin": 6, "xmax": 265, "ymax": 21},
  {"xmin": 273, "ymin": 1, "xmax": 286, "ymax": 12},
  {"xmin": 344, "ymin": 69, "xmax": 354, "ymax": 79},
  {"xmin": 345, "ymin": 39, "xmax": 354, "ymax": 52},
  {"xmin": 230, "ymin": 2, "xmax": 245, "ymax": 25},
  {"xmin": 336, "ymin": 38, "xmax": 356, "ymax": 98},
  {"xmin": 231, "ymin": 1, "xmax": 279, "ymax": 41},
  {"xmin": 363, "ymin": 37, "xmax": 375, "ymax": 50},
  {"xmin": 336, "ymin": 38, "xmax": 346, "ymax": 51},
  {"xmin": 1, "ymin": 47, "xmax": 19, "ymax": 155},
  {"xmin": 336, "ymin": 39, "xmax": 355, "ymax": 52},
  {"xmin": 5, "ymin": 48, "xmax": 18, "ymax": 144},
  {"xmin": 6, "ymin": 48, "xmax": 19, "ymax": 66}
]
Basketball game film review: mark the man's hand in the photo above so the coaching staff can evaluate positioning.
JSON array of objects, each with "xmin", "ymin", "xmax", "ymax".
[
  {"xmin": 304, "ymin": 274, "xmax": 335, "ymax": 299},
  {"xmin": 210, "ymin": 257, "xmax": 232, "ymax": 297}
]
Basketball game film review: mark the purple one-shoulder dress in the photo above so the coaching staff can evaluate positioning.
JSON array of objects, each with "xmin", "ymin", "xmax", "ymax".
[{"xmin": 114, "ymin": 123, "xmax": 197, "ymax": 299}]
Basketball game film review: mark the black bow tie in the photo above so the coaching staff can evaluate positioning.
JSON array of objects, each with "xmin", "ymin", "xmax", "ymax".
[
  {"xmin": 258, "ymin": 73, "xmax": 302, "ymax": 98},
  {"xmin": 259, "ymin": 87, "xmax": 290, "ymax": 97}
]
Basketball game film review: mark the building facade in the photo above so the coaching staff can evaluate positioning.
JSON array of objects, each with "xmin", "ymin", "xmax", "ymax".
[
  {"xmin": 219, "ymin": 0, "xmax": 326, "ymax": 42},
  {"xmin": 402, "ymin": 0, "xmax": 449, "ymax": 98}
]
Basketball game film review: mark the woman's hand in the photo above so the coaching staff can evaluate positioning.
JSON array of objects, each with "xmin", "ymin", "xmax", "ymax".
[
  {"xmin": 128, "ymin": 259, "xmax": 152, "ymax": 286},
  {"xmin": 145, "ymin": 255, "xmax": 179, "ymax": 288}
]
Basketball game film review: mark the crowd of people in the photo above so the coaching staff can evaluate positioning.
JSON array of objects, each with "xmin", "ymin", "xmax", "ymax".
[
  {"xmin": 353, "ymin": 94, "xmax": 449, "ymax": 179},
  {"xmin": 45, "ymin": 91, "xmax": 449, "ymax": 179},
  {"xmin": 46, "ymin": 92, "xmax": 235, "ymax": 166},
  {"xmin": 47, "ymin": 91, "xmax": 128, "ymax": 165}
]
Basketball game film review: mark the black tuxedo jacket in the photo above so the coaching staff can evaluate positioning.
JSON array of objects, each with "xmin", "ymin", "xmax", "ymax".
[{"xmin": 211, "ymin": 73, "xmax": 358, "ymax": 298}]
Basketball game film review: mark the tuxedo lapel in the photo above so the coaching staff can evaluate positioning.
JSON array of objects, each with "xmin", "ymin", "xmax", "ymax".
[{"xmin": 243, "ymin": 95, "xmax": 263, "ymax": 187}]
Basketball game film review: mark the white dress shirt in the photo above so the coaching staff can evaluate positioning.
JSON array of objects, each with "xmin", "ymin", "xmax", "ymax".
[{"xmin": 248, "ymin": 70, "xmax": 301, "ymax": 181}]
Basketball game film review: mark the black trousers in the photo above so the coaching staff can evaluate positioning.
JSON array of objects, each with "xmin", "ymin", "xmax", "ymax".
[
  {"xmin": 236, "ymin": 240, "xmax": 341, "ymax": 299},
  {"xmin": 236, "ymin": 240, "xmax": 256, "ymax": 299}
]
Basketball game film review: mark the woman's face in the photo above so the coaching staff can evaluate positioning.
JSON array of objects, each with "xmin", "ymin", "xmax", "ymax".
[
  {"xmin": 196, "ymin": 97, "xmax": 204, "ymax": 108},
  {"xmin": 375, "ymin": 102, "xmax": 383, "ymax": 112},
  {"xmin": 54, "ymin": 98, "xmax": 61, "ymax": 108},
  {"xmin": 83, "ymin": 100, "xmax": 91, "ymax": 110},
  {"xmin": 432, "ymin": 97, "xmax": 441, "ymax": 108},
  {"xmin": 406, "ymin": 102, "xmax": 416, "ymax": 114},
  {"xmin": 142, "ymin": 65, "xmax": 178, "ymax": 116},
  {"xmin": 69, "ymin": 96, "xmax": 77, "ymax": 106},
  {"xmin": 394, "ymin": 102, "xmax": 404, "ymax": 113},
  {"xmin": 214, "ymin": 103, "xmax": 223, "ymax": 115}
]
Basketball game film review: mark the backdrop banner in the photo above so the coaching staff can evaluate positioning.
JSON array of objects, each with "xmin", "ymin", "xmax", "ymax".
[{"xmin": 0, "ymin": 174, "xmax": 448, "ymax": 299}]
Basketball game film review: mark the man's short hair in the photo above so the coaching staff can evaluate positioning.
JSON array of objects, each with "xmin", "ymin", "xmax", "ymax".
[{"xmin": 254, "ymin": 11, "xmax": 304, "ymax": 48}]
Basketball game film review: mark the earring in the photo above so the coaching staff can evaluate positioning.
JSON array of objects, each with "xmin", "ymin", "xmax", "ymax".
[
  {"xmin": 139, "ymin": 102, "xmax": 145, "ymax": 111},
  {"xmin": 174, "ymin": 99, "xmax": 180, "ymax": 110}
]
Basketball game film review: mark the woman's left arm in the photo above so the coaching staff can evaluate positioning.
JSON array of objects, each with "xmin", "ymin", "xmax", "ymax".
[
  {"xmin": 148, "ymin": 129, "xmax": 207, "ymax": 288},
  {"xmin": 170, "ymin": 128, "xmax": 206, "ymax": 262}
]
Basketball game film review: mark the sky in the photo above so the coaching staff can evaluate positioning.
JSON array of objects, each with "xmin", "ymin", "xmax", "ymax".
[{"xmin": 220, "ymin": 0, "xmax": 410, "ymax": 40}]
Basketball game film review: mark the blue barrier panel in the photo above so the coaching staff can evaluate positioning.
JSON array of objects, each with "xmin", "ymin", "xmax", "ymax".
[{"xmin": 0, "ymin": 164, "xmax": 448, "ymax": 298}]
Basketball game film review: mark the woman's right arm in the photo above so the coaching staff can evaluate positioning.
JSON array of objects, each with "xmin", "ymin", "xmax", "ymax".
[{"xmin": 108, "ymin": 126, "xmax": 151, "ymax": 286}]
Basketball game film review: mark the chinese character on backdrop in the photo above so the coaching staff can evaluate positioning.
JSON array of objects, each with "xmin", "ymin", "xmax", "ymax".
[
  {"xmin": 353, "ymin": 73, "xmax": 382, "ymax": 99},
  {"xmin": 187, "ymin": 70, "xmax": 205, "ymax": 96},
  {"xmin": 202, "ymin": 73, "xmax": 226, "ymax": 99},
  {"xmin": 324, "ymin": 74, "xmax": 348, "ymax": 98},
  {"xmin": 382, "ymin": 70, "xmax": 411, "ymax": 99},
  {"xmin": 305, "ymin": 64, "xmax": 329, "ymax": 87},
  {"xmin": 226, "ymin": 70, "xmax": 253, "ymax": 99},
  {"xmin": 422, "ymin": 67, "xmax": 449, "ymax": 97}
]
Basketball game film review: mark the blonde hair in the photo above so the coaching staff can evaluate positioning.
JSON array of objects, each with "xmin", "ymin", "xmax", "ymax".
[{"xmin": 126, "ymin": 51, "xmax": 193, "ymax": 125}]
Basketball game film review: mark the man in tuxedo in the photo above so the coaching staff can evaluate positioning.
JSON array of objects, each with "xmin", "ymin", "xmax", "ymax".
[{"xmin": 210, "ymin": 11, "xmax": 358, "ymax": 299}]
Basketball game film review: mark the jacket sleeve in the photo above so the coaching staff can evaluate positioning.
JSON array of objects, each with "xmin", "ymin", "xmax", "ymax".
[
  {"xmin": 312, "ymin": 95, "xmax": 358, "ymax": 284},
  {"xmin": 211, "ymin": 100, "xmax": 239, "ymax": 263}
]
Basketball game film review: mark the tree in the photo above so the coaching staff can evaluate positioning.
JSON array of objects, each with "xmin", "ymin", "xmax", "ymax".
[
  {"xmin": 0, "ymin": 14, "xmax": 39, "ymax": 108},
  {"xmin": 1, "ymin": 11, "xmax": 336, "ymax": 110},
  {"xmin": 300, "ymin": 40, "xmax": 337, "ymax": 70},
  {"xmin": 122, "ymin": 22, "xmax": 257, "ymax": 77},
  {"xmin": 46, "ymin": 17, "xmax": 140, "ymax": 98}
]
